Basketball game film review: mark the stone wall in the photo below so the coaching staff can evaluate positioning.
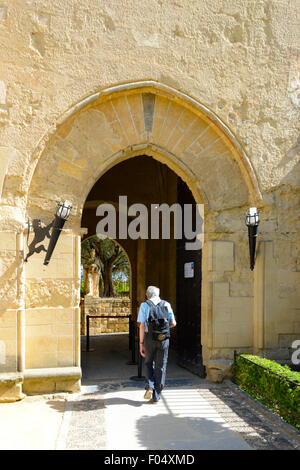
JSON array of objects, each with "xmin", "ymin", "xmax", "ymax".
[
  {"xmin": 0, "ymin": 0, "xmax": 299, "ymax": 396},
  {"xmin": 82, "ymin": 297, "xmax": 131, "ymax": 335}
]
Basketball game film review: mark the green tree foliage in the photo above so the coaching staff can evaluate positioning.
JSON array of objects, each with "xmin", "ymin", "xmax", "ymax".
[{"xmin": 81, "ymin": 236, "xmax": 129, "ymax": 297}]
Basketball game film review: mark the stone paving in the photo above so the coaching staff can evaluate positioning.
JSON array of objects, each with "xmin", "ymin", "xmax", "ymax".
[
  {"xmin": 1, "ymin": 334, "xmax": 299, "ymax": 450},
  {"xmin": 55, "ymin": 334, "xmax": 300, "ymax": 451},
  {"xmin": 59, "ymin": 379, "xmax": 299, "ymax": 450},
  {"xmin": 197, "ymin": 385, "xmax": 300, "ymax": 450}
]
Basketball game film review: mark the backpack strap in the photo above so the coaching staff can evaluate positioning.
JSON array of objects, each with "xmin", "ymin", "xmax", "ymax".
[
  {"xmin": 145, "ymin": 299, "xmax": 154, "ymax": 323},
  {"xmin": 146, "ymin": 299, "xmax": 165, "ymax": 307}
]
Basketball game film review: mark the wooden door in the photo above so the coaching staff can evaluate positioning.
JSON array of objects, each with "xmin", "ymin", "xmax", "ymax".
[{"xmin": 176, "ymin": 179, "xmax": 205, "ymax": 377}]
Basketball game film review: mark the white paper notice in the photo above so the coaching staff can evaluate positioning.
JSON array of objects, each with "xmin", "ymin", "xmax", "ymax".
[{"xmin": 184, "ymin": 262, "xmax": 194, "ymax": 278}]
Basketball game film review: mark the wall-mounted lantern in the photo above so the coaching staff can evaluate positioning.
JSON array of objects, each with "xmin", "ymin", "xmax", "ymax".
[
  {"xmin": 245, "ymin": 207, "xmax": 260, "ymax": 271},
  {"xmin": 43, "ymin": 200, "xmax": 72, "ymax": 266}
]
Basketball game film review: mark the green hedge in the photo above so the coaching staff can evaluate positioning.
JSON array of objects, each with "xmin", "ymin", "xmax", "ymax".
[{"xmin": 233, "ymin": 354, "xmax": 300, "ymax": 431}]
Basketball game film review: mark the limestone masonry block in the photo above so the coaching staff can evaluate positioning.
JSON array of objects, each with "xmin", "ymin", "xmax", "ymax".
[
  {"xmin": 0, "ymin": 372, "xmax": 24, "ymax": 403},
  {"xmin": 0, "ymin": 0, "xmax": 299, "ymax": 392},
  {"xmin": 83, "ymin": 297, "xmax": 130, "ymax": 335},
  {"xmin": 209, "ymin": 240, "xmax": 235, "ymax": 272}
]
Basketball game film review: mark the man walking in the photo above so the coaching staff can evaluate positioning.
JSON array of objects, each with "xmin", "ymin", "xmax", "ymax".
[{"xmin": 137, "ymin": 286, "xmax": 176, "ymax": 403}]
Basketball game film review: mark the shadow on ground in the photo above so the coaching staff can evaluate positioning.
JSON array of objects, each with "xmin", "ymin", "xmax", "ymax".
[
  {"xmin": 44, "ymin": 334, "xmax": 299, "ymax": 450},
  {"xmin": 135, "ymin": 413, "xmax": 250, "ymax": 450}
]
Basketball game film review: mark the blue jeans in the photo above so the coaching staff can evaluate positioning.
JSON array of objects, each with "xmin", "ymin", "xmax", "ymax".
[{"xmin": 144, "ymin": 333, "xmax": 169, "ymax": 401}]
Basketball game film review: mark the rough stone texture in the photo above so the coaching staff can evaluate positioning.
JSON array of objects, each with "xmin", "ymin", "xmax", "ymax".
[
  {"xmin": 82, "ymin": 296, "xmax": 131, "ymax": 335},
  {"xmin": 61, "ymin": 381, "xmax": 300, "ymax": 450},
  {"xmin": 199, "ymin": 384, "xmax": 300, "ymax": 450},
  {"xmin": 0, "ymin": 0, "xmax": 299, "ymax": 392},
  {"xmin": 0, "ymin": 372, "xmax": 24, "ymax": 402},
  {"xmin": 63, "ymin": 392, "xmax": 106, "ymax": 450},
  {"xmin": 0, "ymin": 0, "xmax": 298, "ymax": 196},
  {"xmin": 0, "ymin": 382, "xmax": 24, "ymax": 403}
]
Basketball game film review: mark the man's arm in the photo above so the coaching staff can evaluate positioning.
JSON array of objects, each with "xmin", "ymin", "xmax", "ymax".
[
  {"xmin": 139, "ymin": 322, "xmax": 146, "ymax": 357},
  {"xmin": 166, "ymin": 301, "xmax": 176, "ymax": 328}
]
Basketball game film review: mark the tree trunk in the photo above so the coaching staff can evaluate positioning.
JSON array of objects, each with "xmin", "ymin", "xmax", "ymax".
[
  {"xmin": 98, "ymin": 274, "xmax": 104, "ymax": 297},
  {"xmin": 103, "ymin": 262, "xmax": 116, "ymax": 297}
]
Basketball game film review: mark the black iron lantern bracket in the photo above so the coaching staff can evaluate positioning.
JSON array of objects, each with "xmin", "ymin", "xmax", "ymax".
[
  {"xmin": 24, "ymin": 200, "xmax": 72, "ymax": 265},
  {"xmin": 245, "ymin": 207, "xmax": 260, "ymax": 271},
  {"xmin": 44, "ymin": 200, "xmax": 72, "ymax": 266},
  {"xmin": 25, "ymin": 219, "xmax": 53, "ymax": 262}
]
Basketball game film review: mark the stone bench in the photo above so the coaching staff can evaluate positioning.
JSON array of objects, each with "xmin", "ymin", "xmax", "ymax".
[
  {"xmin": 23, "ymin": 367, "xmax": 82, "ymax": 394},
  {"xmin": 0, "ymin": 372, "xmax": 24, "ymax": 403},
  {"xmin": 0, "ymin": 367, "xmax": 82, "ymax": 401}
]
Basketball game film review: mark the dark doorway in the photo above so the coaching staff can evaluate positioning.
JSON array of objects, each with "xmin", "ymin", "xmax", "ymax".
[
  {"xmin": 81, "ymin": 155, "xmax": 204, "ymax": 378},
  {"xmin": 176, "ymin": 178, "xmax": 205, "ymax": 377}
]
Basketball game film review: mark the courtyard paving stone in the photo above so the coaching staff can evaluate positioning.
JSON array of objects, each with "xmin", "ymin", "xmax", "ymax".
[{"xmin": 0, "ymin": 334, "xmax": 299, "ymax": 451}]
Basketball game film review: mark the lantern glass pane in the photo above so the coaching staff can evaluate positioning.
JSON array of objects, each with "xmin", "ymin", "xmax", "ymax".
[
  {"xmin": 56, "ymin": 200, "xmax": 72, "ymax": 219},
  {"xmin": 56, "ymin": 203, "xmax": 63, "ymax": 218},
  {"xmin": 245, "ymin": 207, "xmax": 259, "ymax": 226}
]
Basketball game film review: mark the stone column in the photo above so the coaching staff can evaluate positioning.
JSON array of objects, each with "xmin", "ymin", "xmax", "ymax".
[
  {"xmin": 23, "ymin": 228, "xmax": 81, "ymax": 394},
  {"xmin": 74, "ymin": 233, "xmax": 81, "ymax": 367},
  {"xmin": 203, "ymin": 237, "xmax": 253, "ymax": 382},
  {"xmin": 253, "ymin": 240, "xmax": 276, "ymax": 355},
  {"xmin": 16, "ymin": 231, "xmax": 25, "ymax": 373},
  {"xmin": 0, "ymin": 229, "xmax": 25, "ymax": 401}
]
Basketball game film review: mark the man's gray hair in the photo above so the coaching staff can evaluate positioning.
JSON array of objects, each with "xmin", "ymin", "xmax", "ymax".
[{"xmin": 146, "ymin": 286, "xmax": 160, "ymax": 298}]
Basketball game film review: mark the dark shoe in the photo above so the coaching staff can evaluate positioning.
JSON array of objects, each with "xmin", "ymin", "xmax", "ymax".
[{"xmin": 144, "ymin": 389, "xmax": 153, "ymax": 400}]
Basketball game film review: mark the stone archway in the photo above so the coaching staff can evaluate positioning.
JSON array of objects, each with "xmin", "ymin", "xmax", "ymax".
[
  {"xmin": 22, "ymin": 81, "xmax": 261, "ymax": 390},
  {"xmin": 25, "ymin": 80, "xmax": 261, "ymax": 221}
]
